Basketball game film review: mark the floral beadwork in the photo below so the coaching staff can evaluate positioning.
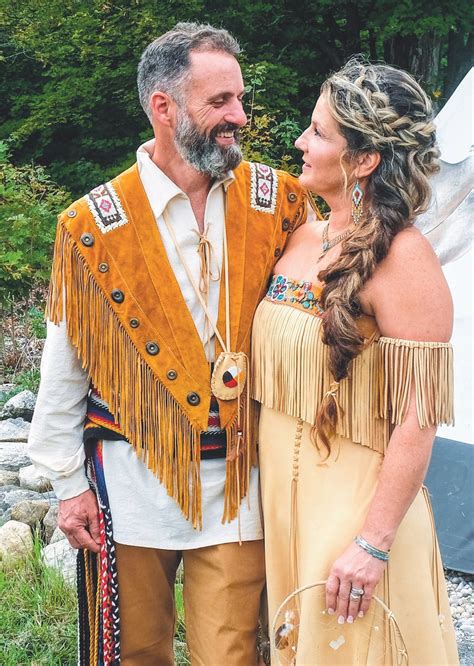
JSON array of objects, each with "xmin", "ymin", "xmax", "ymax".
[
  {"xmin": 269, "ymin": 275, "xmax": 289, "ymax": 300},
  {"xmin": 266, "ymin": 274, "xmax": 324, "ymax": 315}
]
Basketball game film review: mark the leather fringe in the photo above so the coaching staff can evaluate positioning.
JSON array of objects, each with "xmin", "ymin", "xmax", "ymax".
[
  {"xmin": 222, "ymin": 382, "xmax": 260, "ymax": 524},
  {"xmin": 47, "ymin": 222, "xmax": 203, "ymax": 526},
  {"xmin": 378, "ymin": 336, "xmax": 454, "ymax": 428},
  {"xmin": 252, "ymin": 301, "xmax": 454, "ymax": 455}
]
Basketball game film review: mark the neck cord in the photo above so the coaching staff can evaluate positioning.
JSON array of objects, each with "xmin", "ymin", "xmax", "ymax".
[{"xmin": 162, "ymin": 208, "xmax": 231, "ymax": 354}]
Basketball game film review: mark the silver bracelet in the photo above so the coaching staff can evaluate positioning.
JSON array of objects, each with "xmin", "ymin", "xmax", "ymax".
[{"xmin": 354, "ymin": 535, "xmax": 390, "ymax": 562}]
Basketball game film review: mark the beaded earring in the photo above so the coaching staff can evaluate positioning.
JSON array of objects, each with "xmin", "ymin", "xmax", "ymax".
[{"xmin": 351, "ymin": 180, "xmax": 364, "ymax": 225}]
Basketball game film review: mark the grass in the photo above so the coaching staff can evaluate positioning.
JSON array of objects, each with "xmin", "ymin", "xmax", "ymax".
[
  {"xmin": 0, "ymin": 368, "xmax": 41, "ymax": 409},
  {"xmin": 175, "ymin": 581, "xmax": 191, "ymax": 665},
  {"xmin": 0, "ymin": 539, "xmax": 77, "ymax": 665},
  {"xmin": 0, "ymin": 539, "xmax": 190, "ymax": 665}
]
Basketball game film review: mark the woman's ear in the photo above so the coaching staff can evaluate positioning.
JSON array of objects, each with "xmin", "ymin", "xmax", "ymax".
[{"xmin": 355, "ymin": 151, "xmax": 381, "ymax": 179}]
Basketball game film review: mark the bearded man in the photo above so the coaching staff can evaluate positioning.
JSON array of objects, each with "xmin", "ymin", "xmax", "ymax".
[{"xmin": 28, "ymin": 22, "xmax": 307, "ymax": 665}]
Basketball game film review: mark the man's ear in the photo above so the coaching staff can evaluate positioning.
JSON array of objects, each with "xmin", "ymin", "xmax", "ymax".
[
  {"xmin": 149, "ymin": 91, "xmax": 175, "ymax": 127},
  {"xmin": 355, "ymin": 151, "xmax": 381, "ymax": 179}
]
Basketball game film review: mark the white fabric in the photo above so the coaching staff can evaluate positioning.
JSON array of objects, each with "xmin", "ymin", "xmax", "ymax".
[
  {"xmin": 416, "ymin": 69, "xmax": 474, "ymax": 447},
  {"xmin": 28, "ymin": 140, "xmax": 263, "ymax": 548},
  {"xmin": 434, "ymin": 68, "xmax": 473, "ymax": 165},
  {"xmin": 416, "ymin": 68, "xmax": 473, "ymax": 263}
]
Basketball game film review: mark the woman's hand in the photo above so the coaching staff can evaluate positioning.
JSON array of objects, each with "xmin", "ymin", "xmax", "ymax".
[{"xmin": 326, "ymin": 540, "xmax": 387, "ymax": 624}]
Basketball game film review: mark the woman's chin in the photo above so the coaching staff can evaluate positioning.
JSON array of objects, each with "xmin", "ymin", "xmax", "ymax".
[{"xmin": 298, "ymin": 170, "xmax": 317, "ymax": 191}]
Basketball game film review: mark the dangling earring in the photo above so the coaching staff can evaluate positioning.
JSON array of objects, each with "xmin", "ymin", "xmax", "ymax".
[{"xmin": 351, "ymin": 180, "xmax": 364, "ymax": 225}]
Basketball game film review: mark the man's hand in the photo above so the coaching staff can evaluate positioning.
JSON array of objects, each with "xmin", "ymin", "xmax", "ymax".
[{"xmin": 58, "ymin": 489, "xmax": 100, "ymax": 552}]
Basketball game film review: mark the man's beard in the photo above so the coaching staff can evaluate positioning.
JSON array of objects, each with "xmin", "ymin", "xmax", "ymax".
[{"xmin": 174, "ymin": 107, "xmax": 243, "ymax": 179}]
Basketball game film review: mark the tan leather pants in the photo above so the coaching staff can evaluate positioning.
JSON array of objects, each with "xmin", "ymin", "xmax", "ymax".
[{"xmin": 115, "ymin": 539, "xmax": 265, "ymax": 666}]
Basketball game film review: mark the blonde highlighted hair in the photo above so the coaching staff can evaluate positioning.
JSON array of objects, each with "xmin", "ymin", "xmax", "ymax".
[{"xmin": 313, "ymin": 58, "xmax": 440, "ymax": 455}]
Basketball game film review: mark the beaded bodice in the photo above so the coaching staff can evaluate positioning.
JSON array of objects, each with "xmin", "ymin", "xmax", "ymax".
[{"xmin": 264, "ymin": 274, "xmax": 324, "ymax": 316}]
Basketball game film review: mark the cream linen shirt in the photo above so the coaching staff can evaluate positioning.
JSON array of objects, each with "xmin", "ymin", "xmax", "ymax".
[{"xmin": 27, "ymin": 140, "xmax": 262, "ymax": 549}]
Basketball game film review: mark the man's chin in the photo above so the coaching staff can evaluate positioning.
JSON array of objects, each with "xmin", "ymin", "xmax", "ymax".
[{"xmin": 218, "ymin": 143, "xmax": 243, "ymax": 167}]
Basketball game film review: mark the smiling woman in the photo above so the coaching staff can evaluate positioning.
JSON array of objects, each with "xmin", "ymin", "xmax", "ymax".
[{"xmin": 252, "ymin": 58, "xmax": 459, "ymax": 665}]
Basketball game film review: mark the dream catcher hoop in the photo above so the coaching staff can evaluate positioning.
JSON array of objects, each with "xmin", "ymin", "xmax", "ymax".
[{"xmin": 271, "ymin": 580, "xmax": 409, "ymax": 666}]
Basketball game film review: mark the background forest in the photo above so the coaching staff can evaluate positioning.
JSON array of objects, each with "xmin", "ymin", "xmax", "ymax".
[{"xmin": 0, "ymin": 0, "xmax": 472, "ymax": 376}]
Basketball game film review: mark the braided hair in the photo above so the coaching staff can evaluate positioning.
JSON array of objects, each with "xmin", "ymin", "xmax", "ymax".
[{"xmin": 313, "ymin": 59, "xmax": 440, "ymax": 455}]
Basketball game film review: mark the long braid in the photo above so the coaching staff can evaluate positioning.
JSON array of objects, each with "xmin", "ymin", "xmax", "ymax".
[{"xmin": 312, "ymin": 59, "xmax": 439, "ymax": 455}]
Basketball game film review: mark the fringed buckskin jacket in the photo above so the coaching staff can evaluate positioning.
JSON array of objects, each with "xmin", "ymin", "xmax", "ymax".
[{"xmin": 46, "ymin": 161, "xmax": 307, "ymax": 527}]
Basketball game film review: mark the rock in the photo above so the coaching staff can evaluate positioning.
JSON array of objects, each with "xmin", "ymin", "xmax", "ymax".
[
  {"xmin": 0, "ymin": 508, "xmax": 12, "ymax": 526},
  {"xmin": 19, "ymin": 464, "xmax": 52, "ymax": 493},
  {"xmin": 1, "ymin": 488, "xmax": 44, "ymax": 510},
  {"xmin": 0, "ymin": 440, "xmax": 30, "ymax": 470},
  {"xmin": 40, "ymin": 491, "xmax": 58, "ymax": 502},
  {"xmin": 11, "ymin": 499, "xmax": 50, "ymax": 528},
  {"xmin": 1, "ymin": 390, "xmax": 36, "ymax": 421},
  {"xmin": 0, "ymin": 469, "xmax": 19, "ymax": 486},
  {"xmin": 0, "ymin": 520, "xmax": 33, "ymax": 565},
  {"xmin": 0, "ymin": 418, "xmax": 30, "ymax": 443},
  {"xmin": 43, "ymin": 504, "xmax": 60, "ymax": 543},
  {"xmin": 50, "ymin": 526, "xmax": 67, "ymax": 544},
  {"xmin": 42, "ymin": 539, "xmax": 77, "ymax": 584},
  {"xmin": 460, "ymin": 624, "xmax": 474, "ymax": 635}
]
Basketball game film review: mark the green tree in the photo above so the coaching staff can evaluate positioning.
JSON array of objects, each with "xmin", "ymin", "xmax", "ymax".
[
  {"xmin": 0, "ymin": 0, "xmax": 471, "ymax": 195},
  {"xmin": 0, "ymin": 141, "xmax": 69, "ymax": 349},
  {"xmin": 0, "ymin": 0, "xmax": 203, "ymax": 193}
]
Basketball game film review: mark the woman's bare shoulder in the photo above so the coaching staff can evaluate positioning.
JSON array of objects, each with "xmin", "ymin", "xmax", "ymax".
[
  {"xmin": 383, "ymin": 225, "xmax": 437, "ymax": 267},
  {"xmin": 365, "ymin": 226, "xmax": 453, "ymax": 341}
]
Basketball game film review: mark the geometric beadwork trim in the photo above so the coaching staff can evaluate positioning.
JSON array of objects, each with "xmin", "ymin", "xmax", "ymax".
[
  {"xmin": 249, "ymin": 162, "xmax": 278, "ymax": 214},
  {"xmin": 86, "ymin": 182, "xmax": 128, "ymax": 234}
]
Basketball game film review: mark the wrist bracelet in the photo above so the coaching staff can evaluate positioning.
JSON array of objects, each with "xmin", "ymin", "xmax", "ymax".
[{"xmin": 354, "ymin": 535, "xmax": 390, "ymax": 562}]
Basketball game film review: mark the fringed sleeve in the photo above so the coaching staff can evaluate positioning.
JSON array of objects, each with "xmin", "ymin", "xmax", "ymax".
[{"xmin": 378, "ymin": 337, "xmax": 454, "ymax": 429}]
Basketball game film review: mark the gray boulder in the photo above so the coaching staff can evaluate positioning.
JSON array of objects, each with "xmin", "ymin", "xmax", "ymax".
[
  {"xmin": 0, "ymin": 469, "xmax": 19, "ymax": 486},
  {"xmin": 11, "ymin": 499, "xmax": 50, "ymax": 528},
  {"xmin": 0, "ymin": 520, "xmax": 33, "ymax": 565},
  {"xmin": 1, "ymin": 390, "xmax": 36, "ymax": 421},
  {"xmin": 0, "ymin": 440, "xmax": 30, "ymax": 470},
  {"xmin": 19, "ymin": 464, "xmax": 52, "ymax": 493},
  {"xmin": 43, "ymin": 504, "xmax": 60, "ymax": 543},
  {"xmin": 1, "ymin": 488, "xmax": 44, "ymax": 509},
  {"xmin": 50, "ymin": 526, "xmax": 67, "ymax": 544},
  {"xmin": 0, "ymin": 418, "xmax": 30, "ymax": 442},
  {"xmin": 42, "ymin": 539, "xmax": 77, "ymax": 584}
]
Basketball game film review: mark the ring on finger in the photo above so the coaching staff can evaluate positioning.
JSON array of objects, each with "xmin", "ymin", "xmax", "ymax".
[{"xmin": 350, "ymin": 587, "xmax": 364, "ymax": 599}]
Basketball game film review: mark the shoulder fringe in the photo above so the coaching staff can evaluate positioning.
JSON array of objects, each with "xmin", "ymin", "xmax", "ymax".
[
  {"xmin": 378, "ymin": 336, "xmax": 454, "ymax": 428},
  {"xmin": 47, "ymin": 221, "xmax": 203, "ymax": 526},
  {"xmin": 251, "ymin": 300, "xmax": 454, "ymax": 455}
]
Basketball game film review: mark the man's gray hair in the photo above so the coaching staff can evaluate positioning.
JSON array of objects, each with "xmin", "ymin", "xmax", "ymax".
[{"xmin": 137, "ymin": 22, "xmax": 241, "ymax": 122}]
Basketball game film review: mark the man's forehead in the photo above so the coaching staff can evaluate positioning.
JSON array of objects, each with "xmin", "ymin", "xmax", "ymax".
[{"xmin": 188, "ymin": 49, "xmax": 243, "ymax": 87}]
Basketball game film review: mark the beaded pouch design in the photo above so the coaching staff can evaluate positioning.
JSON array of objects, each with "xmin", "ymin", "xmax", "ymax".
[{"xmin": 211, "ymin": 351, "xmax": 248, "ymax": 400}]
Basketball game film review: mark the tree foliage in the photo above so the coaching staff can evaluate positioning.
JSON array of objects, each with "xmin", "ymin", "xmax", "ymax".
[
  {"xmin": 0, "ymin": 141, "xmax": 69, "ymax": 305},
  {"xmin": 1, "ymin": 0, "xmax": 471, "ymax": 196}
]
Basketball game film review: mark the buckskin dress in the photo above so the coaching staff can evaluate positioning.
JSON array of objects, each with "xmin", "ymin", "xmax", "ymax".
[{"xmin": 252, "ymin": 274, "xmax": 459, "ymax": 666}]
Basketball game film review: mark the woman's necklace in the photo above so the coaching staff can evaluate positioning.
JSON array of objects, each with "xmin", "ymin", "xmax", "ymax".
[{"xmin": 319, "ymin": 219, "xmax": 356, "ymax": 260}]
